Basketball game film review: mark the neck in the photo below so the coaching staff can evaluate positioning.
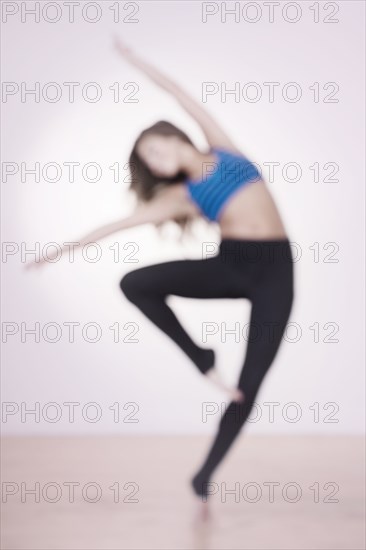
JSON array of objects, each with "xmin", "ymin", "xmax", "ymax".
[{"xmin": 179, "ymin": 143, "xmax": 216, "ymax": 181}]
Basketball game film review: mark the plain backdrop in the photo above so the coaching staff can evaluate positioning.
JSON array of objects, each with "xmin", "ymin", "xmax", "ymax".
[{"xmin": 1, "ymin": 0, "xmax": 365, "ymax": 435}]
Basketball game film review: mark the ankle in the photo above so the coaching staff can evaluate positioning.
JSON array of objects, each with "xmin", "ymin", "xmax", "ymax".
[
  {"xmin": 198, "ymin": 348, "xmax": 215, "ymax": 374},
  {"xmin": 191, "ymin": 471, "xmax": 211, "ymax": 498}
]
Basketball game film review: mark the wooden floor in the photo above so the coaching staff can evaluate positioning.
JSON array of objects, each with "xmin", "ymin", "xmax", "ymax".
[{"xmin": 1, "ymin": 435, "xmax": 364, "ymax": 550}]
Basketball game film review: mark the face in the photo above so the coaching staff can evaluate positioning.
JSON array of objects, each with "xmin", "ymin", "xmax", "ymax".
[{"xmin": 136, "ymin": 134, "xmax": 182, "ymax": 178}]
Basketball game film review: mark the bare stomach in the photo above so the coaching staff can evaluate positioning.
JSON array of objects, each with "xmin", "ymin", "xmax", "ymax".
[{"xmin": 216, "ymin": 179, "xmax": 288, "ymax": 240}]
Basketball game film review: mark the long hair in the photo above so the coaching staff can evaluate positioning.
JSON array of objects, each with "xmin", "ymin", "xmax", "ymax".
[{"xmin": 127, "ymin": 120, "xmax": 202, "ymax": 238}]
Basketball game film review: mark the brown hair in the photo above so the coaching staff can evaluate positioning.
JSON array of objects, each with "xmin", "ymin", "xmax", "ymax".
[{"xmin": 127, "ymin": 120, "xmax": 200, "ymax": 238}]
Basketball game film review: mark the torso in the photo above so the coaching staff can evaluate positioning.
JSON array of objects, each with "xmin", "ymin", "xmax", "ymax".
[
  {"xmin": 174, "ymin": 169, "xmax": 288, "ymax": 240},
  {"xmin": 214, "ymin": 178, "xmax": 288, "ymax": 239}
]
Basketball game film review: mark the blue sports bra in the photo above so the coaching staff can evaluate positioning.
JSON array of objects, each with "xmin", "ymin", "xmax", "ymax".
[{"xmin": 184, "ymin": 147, "xmax": 261, "ymax": 222}]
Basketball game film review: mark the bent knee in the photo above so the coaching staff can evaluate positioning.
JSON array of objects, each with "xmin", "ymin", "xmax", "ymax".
[
  {"xmin": 120, "ymin": 266, "xmax": 166, "ymax": 303},
  {"xmin": 119, "ymin": 271, "xmax": 142, "ymax": 301}
]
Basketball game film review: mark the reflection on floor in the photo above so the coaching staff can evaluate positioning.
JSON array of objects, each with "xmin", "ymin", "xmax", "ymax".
[{"xmin": 2, "ymin": 435, "xmax": 365, "ymax": 550}]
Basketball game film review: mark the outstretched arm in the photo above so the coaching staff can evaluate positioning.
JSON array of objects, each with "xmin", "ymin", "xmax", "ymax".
[
  {"xmin": 114, "ymin": 37, "xmax": 242, "ymax": 154},
  {"xmin": 24, "ymin": 186, "xmax": 189, "ymax": 269}
]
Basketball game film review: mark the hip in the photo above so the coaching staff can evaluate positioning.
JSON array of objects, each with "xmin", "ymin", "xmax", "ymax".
[{"xmin": 218, "ymin": 236, "xmax": 295, "ymax": 299}]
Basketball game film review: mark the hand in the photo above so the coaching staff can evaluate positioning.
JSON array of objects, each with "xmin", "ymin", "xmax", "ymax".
[
  {"xmin": 24, "ymin": 258, "xmax": 48, "ymax": 271},
  {"xmin": 113, "ymin": 35, "xmax": 134, "ymax": 60},
  {"xmin": 23, "ymin": 248, "xmax": 65, "ymax": 271},
  {"xmin": 23, "ymin": 254, "xmax": 58, "ymax": 271}
]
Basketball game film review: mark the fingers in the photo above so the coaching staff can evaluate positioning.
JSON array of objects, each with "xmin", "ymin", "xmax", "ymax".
[
  {"xmin": 113, "ymin": 35, "xmax": 132, "ymax": 57},
  {"xmin": 114, "ymin": 36, "xmax": 132, "ymax": 59}
]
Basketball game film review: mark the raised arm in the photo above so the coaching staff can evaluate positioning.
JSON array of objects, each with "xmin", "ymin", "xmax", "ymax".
[{"xmin": 114, "ymin": 37, "xmax": 242, "ymax": 154}]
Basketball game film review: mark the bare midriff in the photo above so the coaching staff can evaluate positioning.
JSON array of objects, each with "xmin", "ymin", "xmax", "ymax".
[{"xmin": 215, "ymin": 178, "xmax": 288, "ymax": 240}]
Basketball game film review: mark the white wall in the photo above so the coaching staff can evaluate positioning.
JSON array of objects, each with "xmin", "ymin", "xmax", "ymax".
[{"xmin": 2, "ymin": 1, "xmax": 364, "ymax": 435}]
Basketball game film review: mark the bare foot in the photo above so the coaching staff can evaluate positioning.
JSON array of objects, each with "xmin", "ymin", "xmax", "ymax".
[
  {"xmin": 205, "ymin": 368, "xmax": 245, "ymax": 402},
  {"xmin": 192, "ymin": 497, "xmax": 211, "ymax": 524}
]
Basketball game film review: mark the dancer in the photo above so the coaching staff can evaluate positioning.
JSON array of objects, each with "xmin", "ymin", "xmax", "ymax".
[
  {"xmin": 26, "ymin": 37, "xmax": 295, "ymax": 519},
  {"xmin": 114, "ymin": 38, "xmax": 294, "ymax": 518}
]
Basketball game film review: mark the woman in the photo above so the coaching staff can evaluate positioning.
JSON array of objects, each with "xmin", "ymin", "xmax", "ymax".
[{"xmin": 27, "ymin": 37, "xmax": 295, "ymax": 518}]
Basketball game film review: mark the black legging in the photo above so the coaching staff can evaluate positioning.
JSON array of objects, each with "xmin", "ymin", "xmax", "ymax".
[{"xmin": 119, "ymin": 238, "xmax": 294, "ymax": 497}]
